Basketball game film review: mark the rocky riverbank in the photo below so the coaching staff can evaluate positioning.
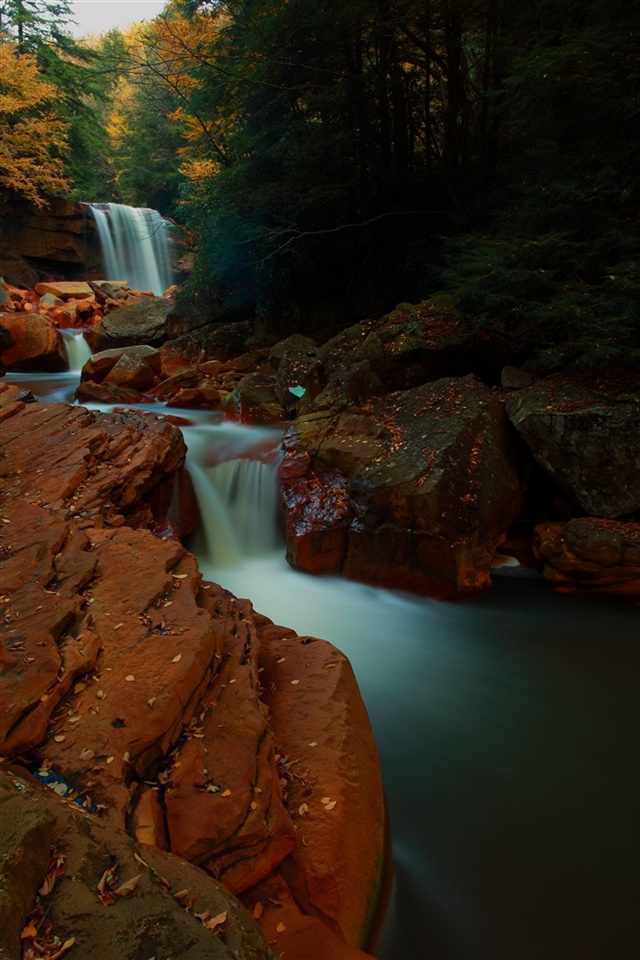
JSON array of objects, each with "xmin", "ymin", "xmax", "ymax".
[
  {"xmin": 0, "ymin": 382, "xmax": 386, "ymax": 960},
  {"xmin": 1, "ymin": 277, "xmax": 638, "ymax": 959},
  {"xmin": 2, "ymin": 278, "xmax": 638, "ymax": 599}
]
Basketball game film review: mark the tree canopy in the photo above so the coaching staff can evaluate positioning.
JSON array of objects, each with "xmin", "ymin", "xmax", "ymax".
[
  {"xmin": 0, "ymin": 37, "xmax": 69, "ymax": 204},
  {"xmin": 3, "ymin": 0, "xmax": 638, "ymax": 364}
]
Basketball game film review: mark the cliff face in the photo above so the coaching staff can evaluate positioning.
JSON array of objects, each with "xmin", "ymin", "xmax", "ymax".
[{"xmin": 0, "ymin": 191, "xmax": 101, "ymax": 286}]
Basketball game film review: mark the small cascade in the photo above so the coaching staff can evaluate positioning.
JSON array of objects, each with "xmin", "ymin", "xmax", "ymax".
[
  {"xmin": 89, "ymin": 202, "xmax": 175, "ymax": 295},
  {"xmin": 182, "ymin": 423, "xmax": 282, "ymax": 567},
  {"xmin": 61, "ymin": 329, "xmax": 92, "ymax": 373}
]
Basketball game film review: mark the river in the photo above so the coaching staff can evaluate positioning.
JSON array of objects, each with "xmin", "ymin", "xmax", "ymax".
[{"xmin": 7, "ymin": 341, "xmax": 639, "ymax": 960}]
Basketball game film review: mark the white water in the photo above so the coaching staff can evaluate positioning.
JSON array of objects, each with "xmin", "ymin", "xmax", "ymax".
[
  {"xmin": 5, "ymin": 370, "xmax": 637, "ymax": 960},
  {"xmin": 61, "ymin": 329, "xmax": 92, "ymax": 373},
  {"xmin": 183, "ymin": 426, "xmax": 639, "ymax": 960},
  {"xmin": 89, "ymin": 202, "xmax": 175, "ymax": 295}
]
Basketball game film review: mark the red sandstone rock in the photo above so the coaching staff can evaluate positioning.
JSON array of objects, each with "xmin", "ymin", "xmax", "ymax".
[
  {"xmin": 74, "ymin": 380, "xmax": 149, "ymax": 404},
  {"xmin": 256, "ymin": 628, "xmax": 387, "ymax": 949},
  {"xmin": 35, "ymin": 281, "xmax": 93, "ymax": 300},
  {"xmin": 0, "ymin": 385, "xmax": 385, "ymax": 960},
  {"xmin": 533, "ymin": 518, "xmax": 640, "ymax": 598},
  {"xmin": 82, "ymin": 345, "xmax": 162, "ymax": 386},
  {"xmin": 165, "ymin": 596, "xmax": 297, "ymax": 894},
  {"xmin": 0, "ymin": 312, "xmax": 68, "ymax": 371}
]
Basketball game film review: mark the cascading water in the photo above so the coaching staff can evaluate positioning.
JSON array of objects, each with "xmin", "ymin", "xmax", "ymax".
[
  {"xmin": 182, "ymin": 427, "xmax": 639, "ymax": 960},
  {"xmin": 4, "ymin": 358, "xmax": 638, "ymax": 960},
  {"xmin": 89, "ymin": 202, "xmax": 175, "ymax": 295},
  {"xmin": 61, "ymin": 329, "xmax": 92, "ymax": 373},
  {"xmin": 182, "ymin": 423, "xmax": 282, "ymax": 566}
]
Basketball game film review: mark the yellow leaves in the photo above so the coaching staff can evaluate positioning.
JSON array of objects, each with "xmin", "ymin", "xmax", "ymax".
[
  {"xmin": 0, "ymin": 40, "xmax": 69, "ymax": 206},
  {"xmin": 252, "ymin": 901, "xmax": 264, "ymax": 919},
  {"xmin": 179, "ymin": 157, "xmax": 217, "ymax": 184}
]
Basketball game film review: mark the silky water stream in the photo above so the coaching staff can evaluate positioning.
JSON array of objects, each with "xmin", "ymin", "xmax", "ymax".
[{"xmin": 8, "ymin": 352, "xmax": 639, "ymax": 960}]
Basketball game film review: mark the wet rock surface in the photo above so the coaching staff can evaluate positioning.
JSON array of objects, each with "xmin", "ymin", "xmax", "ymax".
[
  {"xmin": 280, "ymin": 375, "xmax": 524, "ymax": 597},
  {"xmin": 505, "ymin": 366, "xmax": 640, "ymax": 518},
  {"xmin": 0, "ymin": 312, "xmax": 68, "ymax": 371},
  {"xmin": 533, "ymin": 518, "xmax": 640, "ymax": 598},
  {"xmin": 85, "ymin": 297, "xmax": 173, "ymax": 352},
  {"xmin": 0, "ymin": 384, "xmax": 385, "ymax": 960},
  {"xmin": 0, "ymin": 765, "xmax": 277, "ymax": 960}
]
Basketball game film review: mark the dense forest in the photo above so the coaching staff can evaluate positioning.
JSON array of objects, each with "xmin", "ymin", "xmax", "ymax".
[{"xmin": 1, "ymin": 0, "xmax": 638, "ymax": 366}]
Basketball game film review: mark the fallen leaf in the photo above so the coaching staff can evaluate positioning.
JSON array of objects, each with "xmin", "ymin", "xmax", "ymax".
[
  {"xmin": 53, "ymin": 735, "xmax": 65, "ymax": 743},
  {"xmin": 253, "ymin": 901, "xmax": 263, "ymax": 919},
  {"xmin": 290, "ymin": 679, "xmax": 300, "ymax": 685},
  {"xmin": 125, "ymin": 675, "xmax": 135, "ymax": 682},
  {"xmin": 173, "ymin": 573, "xmax": 188, "ymax": 579},
  {"xmin": 221, "ymin": 789, "xmax": 231, "ymax": 797},
  {"xmin": 298, "ymin": 803, "xmax": 309, "ymax": 816},
  {"xmin": 250, "ymin": 800, "xmax": 258, "ymax": 811},
  {"xmin": 276, "ymin": 921, "xmax": 286, "ymax": 933},
  {"xmin": 114, "ymin": 873, "xmax": 143, "ymax": 897},
  {"xmin": 172, "ymin": 654, "xmax": 182, "ymax": 663},
  {"xmin": 97, "ymin": 864, "xmax": 118, "ymax": 894},
  {"xmin": 20, "ymin": 925, "xmax": 37, "ymax": 939},
  {"xmin": 173, "ymin": 888, "xmax": 190, "ymax": 901},
  {"xmin": 325, "ymin": 800, "xmax": 337, "ymax": 810},
  {"xmin": 308, "ymin": 741, "xmax": 318, "ymax": 747},
  {"xmin": 79, "ymin": 748, "xmax": 94, "ymax": 760},
  {"xmin": 205, "ymin": 910, "xmax": 228, "ymax": 931},
  {"xmin": 321, "ymin": 797, "xmax": 332, "ymax": 804},
  {"xmin": 106, "ymin": 756, "xmax": 115, "ymax": 764},
  {"xmin": 50, "ymin": 937, "xmax": 76, "ymax": 959}
]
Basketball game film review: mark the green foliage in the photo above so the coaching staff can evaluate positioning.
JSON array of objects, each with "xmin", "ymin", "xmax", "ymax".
[
  {"xmin": 0, "ymin": 0, "xmax": 73, "ymax": 50},
  {"xmin": 438, "ymin": 0, "xmax": 640, "ymax": 366}
]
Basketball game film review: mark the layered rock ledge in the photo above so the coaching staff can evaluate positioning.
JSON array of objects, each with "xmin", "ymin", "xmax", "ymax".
[{"xmin": 0, "ymin": 383, "xmax": 386, "ymax": 960}]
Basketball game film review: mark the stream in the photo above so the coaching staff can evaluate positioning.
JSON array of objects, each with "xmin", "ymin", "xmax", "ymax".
[{"xmin": 7, "ymin": 330, "xmax": 639, "ymax": 960}]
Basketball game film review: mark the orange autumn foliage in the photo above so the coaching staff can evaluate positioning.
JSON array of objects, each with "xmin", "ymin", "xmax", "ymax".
[{"xmin": 0, "ymin": 38, "xmax": 69, "ymax": 205}]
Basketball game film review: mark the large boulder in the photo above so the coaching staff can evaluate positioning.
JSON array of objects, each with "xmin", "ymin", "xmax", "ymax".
[
  {"xmin": 505, "ymin": 367, "xmax": 640, "ymax": 518},
  {"xmin": 0, "ymin": 766, "xmax": 276, "ymax": 960},
  {"xmin": 533, "ymin": 518, "xmax": 640, "ymax": 599},
  {"xmin": 0, "ymin": 312, "xmax": 68, "ymax": 371},
  {"xmin": 314, "ymin": 297, "xmax": 475, "ymax": 407},
  {"xmin": 160, "ymin": 321, "xmax": 255, "ymax": 376},
  {"xmin": 80, "ymin": 345, "xmax": 162, "ymax": 393},
  {"xmin": 85, "ymin": 296, "xmax": 173, "ymax": 351},
  {"xmin": 280, "ymin": 375, "xmax": 524, "ymax": 598}
]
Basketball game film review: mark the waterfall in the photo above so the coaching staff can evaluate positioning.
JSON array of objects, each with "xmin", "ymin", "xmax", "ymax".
[
  {"xmin": 89, "ymin": 203, "xmax": 175, "ymax": 295},
  {"xmin": 182, "ymin": 422, "xmax": 282, "ymax": 567},
  {"xmin": 61, "ymin": 329, "xmax": 92, "ymax": 373}
]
